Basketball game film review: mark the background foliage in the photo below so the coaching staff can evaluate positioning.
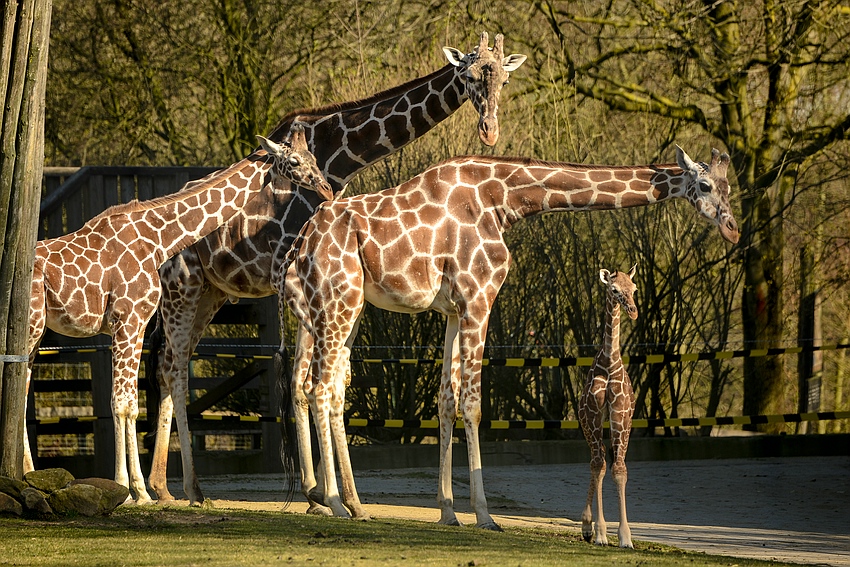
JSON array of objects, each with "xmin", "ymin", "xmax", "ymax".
[{"xmin": 44, "ymin": 0, "xmax": 850, "ymax": 438}]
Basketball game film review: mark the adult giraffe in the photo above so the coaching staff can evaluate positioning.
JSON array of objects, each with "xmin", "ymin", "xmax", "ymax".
[
  {"xmin": 148, "ymin": 32, "xmax": 527, "ymax": 505},
  {"xmin": 25, "ymin": 127, "xmax": 330, "ymax": 503},
  {"xmin": 579, "ymin": 264, "xmax": 638, "ymax": 548},
  {"xmin": 281, "ymin": 147, "xmax": 738, "ymax": 528}
]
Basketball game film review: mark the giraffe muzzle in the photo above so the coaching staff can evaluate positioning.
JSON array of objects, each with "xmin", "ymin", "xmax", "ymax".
[
  {"xmin": 479, "ymin": 117, "xmax": 499, "ymax": 146},
  {"xmin": 720, "ymin": 215, "xmax": 740, "ymax": 244},
  {"xmin": 315, "ymin": 180, "xmax": 335, "ymax": 202}
]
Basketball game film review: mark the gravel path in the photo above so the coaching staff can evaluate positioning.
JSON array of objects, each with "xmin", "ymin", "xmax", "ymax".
[{"xmin": 172, "ymin": 455, "xmax": 850, "ymax": 566}]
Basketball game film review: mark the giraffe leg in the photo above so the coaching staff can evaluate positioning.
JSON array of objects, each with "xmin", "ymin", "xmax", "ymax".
[
  {"xmin": 23, "ymin": 362, "xmax": 35, "ymax": 473},
  {"xmin": 24, "ymin": 285, "xmax": 45, "ymax": 474},
  {"xmin": 333, "ymin": 322, "xmax": 368, "ymax": 519},
  {"xmin": 167, "ymin": 288, "xmax": 225, "ymax": 506},
  {"xmin": 610, "ymin": 393, "xmax": 635, "ymax": 548},
  {"xmin": 148, "ymin": 369, "xmax": 176, "ymax": 503},
  {"xmin": 579, "ymin": 377, "xmax": 608, "ymax": 545},
  {"xmin": 458, "ymin": 321, "xmax": 500, "ymax": 531},
  {"xmin": 436, "ymin": 317, "xmax": 461, "ymax": 526},
  {"xmin": 292, "ymin": 326, "xmax": 331, "ymax": 516},
  {"xmin": 151, "ymin": 254, "xmax": 220, "ymax": 505},
  {"xmin": 308, "ymin": 374, "xmax": 349, "ymax": 518},
  {"xmin": 111, "ymin": 326, "xmax": 154, "ymax": 504}
]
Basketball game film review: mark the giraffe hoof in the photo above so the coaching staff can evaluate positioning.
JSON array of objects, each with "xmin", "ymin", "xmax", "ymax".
[
  {"xmin": 476, "ymin": 521, "xmax": 503, "ymax": 532},
  {"xmin": 306, "ymin": 503, "xmax": 333, "ymax": 516}
]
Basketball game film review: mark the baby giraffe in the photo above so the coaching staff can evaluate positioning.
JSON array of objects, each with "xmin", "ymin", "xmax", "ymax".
[{"xmin": 578, "ymin": 264, "xmax": 638, "ymax": 548}]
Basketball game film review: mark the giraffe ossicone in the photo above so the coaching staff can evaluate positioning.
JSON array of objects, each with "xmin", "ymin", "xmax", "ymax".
[
  {"xmin": 147, "ymin": 31, "xmax": 526, "ymax": 506},
  {"xmin": 23, "ymin": 133, "xmax": 329, "ymax": 504},
  {"xmin": 579, "ymin": 263, "xmax": 638, "ymax": 548},
  {"xmin": 280, "ymin": 147, "xmax": 738, "ymax": 529}
]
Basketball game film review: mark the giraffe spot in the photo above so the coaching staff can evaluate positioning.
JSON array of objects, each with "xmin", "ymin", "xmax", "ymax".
[
  {"xmin": 410, "ymin": 106, "xmax": 432, "ymax": 138},
  {"xmin": 393, "ymin": 97, "xmax": 410, "ymax": 114},
  {"xmin": 588, "ymin": 170, "xmax": 613, "ymax": 182},
  {"xmin": 384, "ymin": 114, "xmax": 412, "ymax": 148},
  {"xmin": 355, "ymin": 120, "xmax": 382, "ymax": 149},
  {"xmin": 597, "ymin": 180, "xmax": 627, "ymax": 194},
  {"xmin": 424, "ymin": 94, "xmax": 447, "ymax": 123},
  {"xmin": 505, "ymin": 167, "xmax": 537, "ymax": 186},
  {"xmin": 614, "ymin": 168, "xmax": 637, "ymax": 182}
]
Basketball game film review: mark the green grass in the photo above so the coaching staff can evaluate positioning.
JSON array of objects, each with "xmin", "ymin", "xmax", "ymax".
[{"xmin": 0, "ymin": 506, "xmax": 798, "ymax": 567}]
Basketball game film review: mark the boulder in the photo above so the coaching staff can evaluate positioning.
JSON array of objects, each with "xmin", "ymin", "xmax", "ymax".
[
  {"xmin": 0, "ymin": 476, "xmax": 28, "ymax": 501},
  {"xmin": 25, "ymin": 468, "xmax": 74, "ymax": 493},
  {"xmin": 47, "ymin": 483, "xmax": 102, "ymax": 517},
  {"xmin": 0, "ymin": 492, "xmax": 22, "ymax": 516},
  {"xmin": 70, "ymin": 478, "xmax": 129, "ymax": 514},
  {"xmin": 21, "ymin": 487, "xmax": 53, "ymax": 515}
]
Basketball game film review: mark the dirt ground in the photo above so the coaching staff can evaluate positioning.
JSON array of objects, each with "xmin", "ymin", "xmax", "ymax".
[{"xmin": 165, "ymin": 455, "xmax": 850, "ymax": 566}]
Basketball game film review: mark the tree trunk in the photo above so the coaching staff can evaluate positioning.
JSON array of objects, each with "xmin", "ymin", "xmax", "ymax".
[
  {"xmin": 0, "ymin": 0, "xmax": 52, "ymax": 478},
  {"xmin": 741, "ymin": 172, "xmax": 791, "ymax": 433}
]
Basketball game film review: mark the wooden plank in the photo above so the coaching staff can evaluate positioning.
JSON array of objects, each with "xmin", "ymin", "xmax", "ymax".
[
  {"xmin": 89, "ymin": 348, "xmax": 114, "ymax": 479},
  {"xmin": 84, "ymin": 175, "xmax": 106, "ymax": 224},
  {"xmin": 137, "ymin": 175, "xmax": 153, "ymax": 201},
  {"xmin": 120, "ymin": 175, "xmax": 136, "ymax": 203},
  {"xmin": 186, "ymin": 362, "xmax": 265, "ymax": 415},
  {"xmin": 102, "ymin": 174, "xmax": 120, "ymax": 210}
]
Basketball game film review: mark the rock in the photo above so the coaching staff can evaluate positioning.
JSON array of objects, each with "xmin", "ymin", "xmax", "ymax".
[
  {"xmin": 25, "ymin": 468, "xmax": 74, "ymax": 493},
  {"xmin": 48, "ymin": 483, "xmax": 102, "ymax": 517},
  {"xmin": 70, "ymin": 478, "xmax": 129, "ymax": 514},
  {"xmin": 21, "ymin": 487, "xmax": 52, "ymax": 515},
  {"xmin": 0, "ymin": 492, "xmax": 22, "ymax": 516},
  {"xmin": 0, "ymin": 476, "xmax": 28, "ymax": 501}
]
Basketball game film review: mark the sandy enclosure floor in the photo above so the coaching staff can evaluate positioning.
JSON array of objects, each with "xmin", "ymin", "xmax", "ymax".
[{"xmin": 162, "ymin": 456, "xmax": 850, "ymax": 566}]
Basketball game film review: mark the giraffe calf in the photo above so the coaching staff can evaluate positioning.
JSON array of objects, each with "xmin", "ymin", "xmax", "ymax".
[{"xmin": 578, "ymin": 264, "xmax": 638, "ymax": 548}]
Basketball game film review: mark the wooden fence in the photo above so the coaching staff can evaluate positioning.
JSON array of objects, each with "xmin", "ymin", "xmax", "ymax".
[{"xmin": 30, "ymin": 167, "xmax": 283, "ymax": 478}]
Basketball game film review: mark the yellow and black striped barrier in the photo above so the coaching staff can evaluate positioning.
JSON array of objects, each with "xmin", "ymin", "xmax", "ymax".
[
  {"xmin": 35, "ymin": 342, "xmax": 850, "ymax": 367},
  {"xmin": 29, "ymin": 410, "xmax": 850, "ymax": 430}
]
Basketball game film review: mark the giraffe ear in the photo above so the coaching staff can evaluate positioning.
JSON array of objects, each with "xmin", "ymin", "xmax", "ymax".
[
  {"xmin": 443, "ymin": 46, "xmax": 467, "ymax": 67},
  {"xmin": 502, "ymin": 53, "xmax": 527, "ymax": 72},
  {"xmin": 599, "ymin": 269, "xmax": 611, "ymax": 284},
  {"xmin": 256, "ymin": 135, "xmax": 283, "ymax": 157},
  {"xmin": 676, "ymin": 145, "xmax": 698, "ymax": 174},
  {"xmin": 628, "ymin": 263, "xmax": 637, "ymax": 279}
]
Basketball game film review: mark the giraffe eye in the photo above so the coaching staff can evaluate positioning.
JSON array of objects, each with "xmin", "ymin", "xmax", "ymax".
[
  {"xmin": 288, "ymin": 156, "xmax": 301, "ymax": 167},
  {"xmin": 698, "ymin": 180, "xmax": 712, "ymax": 192}
]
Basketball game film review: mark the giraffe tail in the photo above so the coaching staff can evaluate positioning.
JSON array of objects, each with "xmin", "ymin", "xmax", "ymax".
[{"xmin": 275, "ymin": 345, "xmax": 297, "ymax": 507}]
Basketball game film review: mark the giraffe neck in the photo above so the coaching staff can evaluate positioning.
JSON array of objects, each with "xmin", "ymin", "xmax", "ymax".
[
  {"xmin": 465, "ymin": 157, "xmax": 687, "ymax": 229},
  {"xmin": 267, "ymin": 64, "xmax": 467, "ymax": 191},
  {"xmin": 105, "ymin": 156, "xmax": 271, "ymax": 264},
  {"xmin": 601, "ymin": 292, "xmax": 622, "ymax": 362}
]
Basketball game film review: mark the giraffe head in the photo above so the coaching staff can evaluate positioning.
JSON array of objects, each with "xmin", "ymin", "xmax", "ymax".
[
  {"xmin": 600, "ymin": 264, "xmax": 639, "ymax": 320},
  {"xmin": 675, "ymin": 146, "xmax": 740, "ymax": 244},
  {"xmin": 257, "ymin": 124, "xmax": 333, "ymax": 201},
  {"xmin": 443, "ymin": 32, "xmax": 527, "ymax": 147}
]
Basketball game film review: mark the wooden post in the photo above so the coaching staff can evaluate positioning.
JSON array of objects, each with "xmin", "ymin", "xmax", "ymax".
[
  {"xmin": 0, "ymin": 0, "xmax": 52, "ymax": 478},
  {"xmin": 257, "ymin": 296, "xmax": 283, "ymax": 472}
]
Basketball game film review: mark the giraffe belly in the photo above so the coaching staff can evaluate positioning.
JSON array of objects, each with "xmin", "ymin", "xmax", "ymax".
[
  {"xmin": 45, "ymin": 310, "xmax": 108, "ymax": 339},
  {"xmin": 364, "ymin": 279, "xmax": 455, "ymax": 317}
]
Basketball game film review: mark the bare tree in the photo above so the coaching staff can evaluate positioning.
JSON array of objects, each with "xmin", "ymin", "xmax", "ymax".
[{"xmin": 528, "ymin": 0, "xmax": 850, "ymax": 430}]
